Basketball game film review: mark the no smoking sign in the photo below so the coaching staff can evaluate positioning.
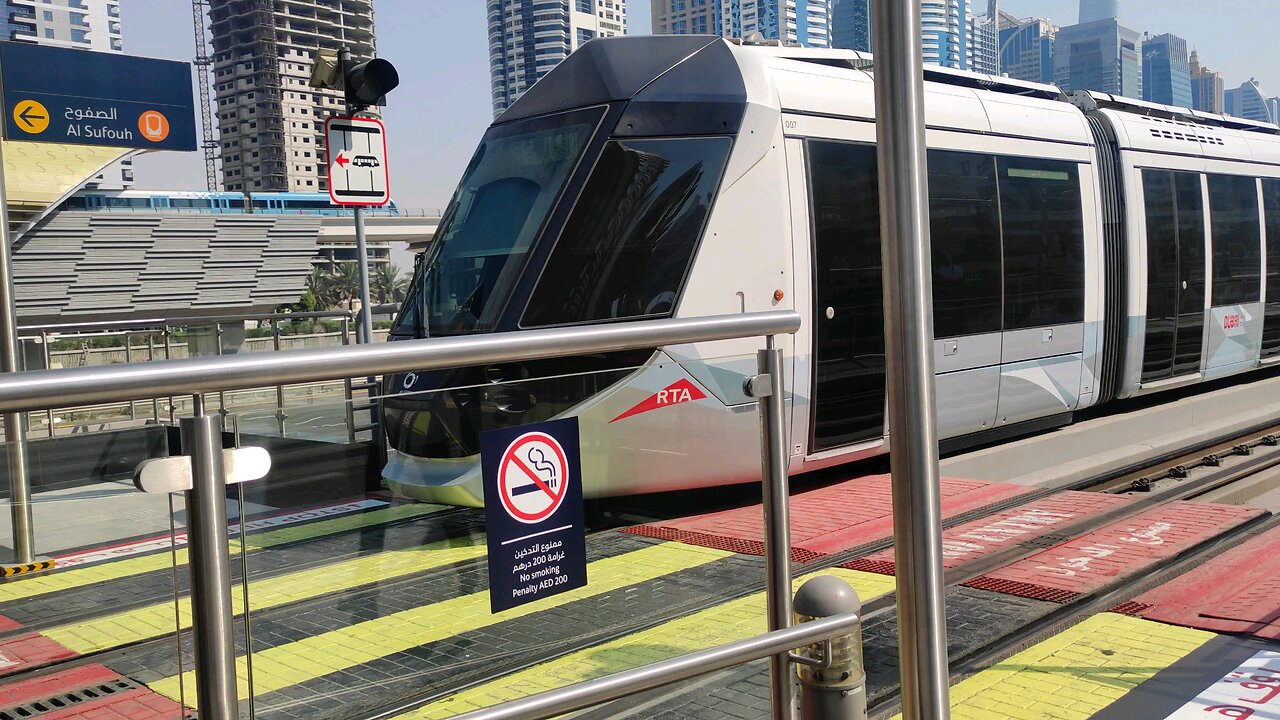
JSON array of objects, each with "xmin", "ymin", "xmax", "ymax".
[
  {"xmin": 481, "ymin": 418, "xmax": 587, "ymax": 613},
  {"xmin": 498, "ymin": 432, "xmax": 569, "ymax": 524}
]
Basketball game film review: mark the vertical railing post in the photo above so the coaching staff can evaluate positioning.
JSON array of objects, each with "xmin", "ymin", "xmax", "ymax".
[
  {"xmin": 341, "ymin": 316, "xmax": 356, "ymax": 444},
  {"xmin": 214, "ymin": 323, "xmax": 227, "ymax": 419},
  {"xmin": 40, "ymin": 331, "xmax": 53, "ymax": 438},
  {"xmin": 182, "ymin": 394, "xmax": 239, "ymax": 720},
  {"xmin": 755, "ymin": 334, "xmax": 795, "ymax": 719},
  {"xmin": 272, "ymin": 322, "xmax": 286, "ymax": 436},
  {"xmin": 148, "ymin": 334, "xmax": 160, "ymax": 422},
  {"xmin": 163, "ymin": 325, "xmax": 176, "ymax": 424},
  {"xmin": 870, "ymin": 1, "xmax": 952, "ymax": 719},
  {"xmin": 125, "ymin": 333, "xmax": 136, "ymax": 420},
  {"xmin": 272, "ymin": 322, "xmax": 288, "ymax": 435},
  {"xmin": 0, "ymin": 138, "xmax": 34, "ymax": 565}
]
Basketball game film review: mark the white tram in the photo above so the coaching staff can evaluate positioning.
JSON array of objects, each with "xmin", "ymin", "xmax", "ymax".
[{"xmin": 381, "ymin": 36, "xmax": 1280, "ymax": 506}]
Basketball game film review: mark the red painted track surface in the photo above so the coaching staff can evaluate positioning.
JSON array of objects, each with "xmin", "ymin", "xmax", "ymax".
[
  {"xmin": 0, "ymin": 633, "xmax": 76, "ymax": 676},
  {"xmin": 1119, "ymin": 524, "xmax": 1280, "ymax": 640},
  {"xmin": 846, "ymin": 490, "xmax": 1138, "ymax": 575},
  {"xmin": 624, "ymin": 474, "xmax": 1032, "ymax": 559},
  {"xmin": 964, "ymin": 501, "xmax": 1266, "ymax": 602},
  {"xmin": 0, "ymin": 664, "xmax": 185, "ymax": 720}
]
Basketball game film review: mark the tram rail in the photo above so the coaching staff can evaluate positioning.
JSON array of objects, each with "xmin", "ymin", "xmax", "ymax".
[{"xmin": 1, "ymin": 408, "xmax": 1276, "ymax": 718}]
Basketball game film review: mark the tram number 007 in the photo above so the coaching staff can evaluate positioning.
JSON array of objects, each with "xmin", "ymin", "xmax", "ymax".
[
  {"xmin": 784, "ymin": 120, "xmax": 798, "ymax": 130},
  {"xmin": 538, "ymin": 575, "xmax": 570, "ymax": 590}
]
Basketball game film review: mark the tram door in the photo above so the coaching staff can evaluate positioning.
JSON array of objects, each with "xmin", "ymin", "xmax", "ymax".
[
  {"xmin": 808, "ymin": 140, "xmax": 887, "ymax": 452},
  {"xmin": 1141, "ymin": 170, "xmax": 1205, "ymax": 382}
]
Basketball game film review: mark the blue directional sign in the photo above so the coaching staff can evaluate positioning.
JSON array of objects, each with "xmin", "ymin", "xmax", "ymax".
[
  {"xmin": 0, "ymin": 42, "xmax": 196, "ymax": 151},
  {"xmin": 481, "ymin": 418, "xmax": 588, "ymax": 613}
]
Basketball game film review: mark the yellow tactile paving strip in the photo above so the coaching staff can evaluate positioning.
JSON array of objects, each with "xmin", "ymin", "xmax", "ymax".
[
  {"xmin": 45, "ymin": 535, "xmax": 487, "ymax": 654},
  {"xmin": 150, "ymin": 542, "xmax": 735, "ymax": 705},
  {"xmin": 412, "ymin": 568, "xmax": 897, "ymax": 719},
  {"xmin": 931, "ymin": 613, "xmax": 1215, "ymax": 720},
  {"xmin": 0, "ymin": 504, "xmax": 442, "ymax": 605}
]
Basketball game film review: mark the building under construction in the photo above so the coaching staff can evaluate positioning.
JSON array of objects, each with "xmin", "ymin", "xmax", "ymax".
[{"xmin": 207, "ymin": 0, "xmax": 376, "ymax": 193}]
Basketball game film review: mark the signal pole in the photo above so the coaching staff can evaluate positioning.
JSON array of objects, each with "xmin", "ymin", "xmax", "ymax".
[{"xmin": 340, "ymin": 47, "xmax": 375, "ymax": 345}]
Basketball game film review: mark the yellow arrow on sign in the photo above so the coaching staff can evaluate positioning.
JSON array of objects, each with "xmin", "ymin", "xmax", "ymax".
[{"xmin": 13, "ymin": 99, "xmax": 49, "ymax": 134}]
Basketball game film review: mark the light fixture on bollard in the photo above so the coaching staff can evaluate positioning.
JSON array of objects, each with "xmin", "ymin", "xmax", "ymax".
[{"xmin": 792, "ymin": 575, "xmax": 866, "ymax": 720}]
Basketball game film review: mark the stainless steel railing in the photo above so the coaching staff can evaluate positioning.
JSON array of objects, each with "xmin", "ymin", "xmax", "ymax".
[
  {"xmin": 441, "ymin": 612, "xmax": 861, "ymax": 720},
  {"xmin": 0, "ymin": 311, "xmax": 798, "ymax": 412},
  {"xmin": 0, "ymin": 310, "xmax": 806, "ymax": 720}
]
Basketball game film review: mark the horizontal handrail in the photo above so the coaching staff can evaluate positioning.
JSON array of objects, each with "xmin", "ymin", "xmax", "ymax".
[
  {"xmin": 438, "ymin": 612, "xmax": 859, "ymax": 720},
  {"xmin": 19, "ymin": 309, "xmax": 358, "ymax": 335},
  {"xmin": 0, "ymin": 311, "xmax": 801, "ymax": 414}
]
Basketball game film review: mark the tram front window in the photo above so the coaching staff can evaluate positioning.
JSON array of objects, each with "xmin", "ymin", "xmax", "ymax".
[{"xmin": 398, "ymin": 107, "xmax": 603, "ymax": 336}]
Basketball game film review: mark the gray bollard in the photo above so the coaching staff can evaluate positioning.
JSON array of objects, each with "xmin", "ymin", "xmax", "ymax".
[{"xmin": 793, "ymin": 576, "xmax": 867, "ymax": 720}]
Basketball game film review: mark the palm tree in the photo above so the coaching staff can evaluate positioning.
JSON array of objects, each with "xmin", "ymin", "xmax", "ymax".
[
  {"xmin": 333, "ymin": 262, "xmax": 361, "ymax": 302},
  {"xmin": 306, "ymin": 266, "xmax": 338, "ymax": 309},
  {"xmin": 371, "ymin": 264, "xmax": 408, "ymax": 304}
]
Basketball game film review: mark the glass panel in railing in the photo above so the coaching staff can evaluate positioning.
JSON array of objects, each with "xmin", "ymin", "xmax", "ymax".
[
  {"xmin": 227, "ymin": 382, "xmax": 366, "ymax": 444},
  {"xmin": 149, "ymin": 347, "xmax": 835, "ymax": 720},
  {"xmin": 0, "ymin": 421, "xmax": 190, "ymax": 720},
  {"xmin": 212, "ymin": 313, "xmax": 355, "ymax": 427}
]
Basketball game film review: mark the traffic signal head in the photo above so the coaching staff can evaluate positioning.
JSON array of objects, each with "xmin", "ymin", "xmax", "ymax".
[{"xmin": 345, "ymin": 58, "xmax": 399, "ymax": 108}]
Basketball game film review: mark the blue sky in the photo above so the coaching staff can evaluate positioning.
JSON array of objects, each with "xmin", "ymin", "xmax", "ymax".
[{"xmin": 122, "ymin": 0, "xmax": 1280, "ymax": 212}]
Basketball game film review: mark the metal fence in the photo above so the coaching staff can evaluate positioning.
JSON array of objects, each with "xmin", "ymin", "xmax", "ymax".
[
  {"xmin": 15, "ymin": 308, "xmax": 390, "ymax": 439},
  {"xmin": 0, "ymin": 309, "xmax": 876, "ymax": 720}
]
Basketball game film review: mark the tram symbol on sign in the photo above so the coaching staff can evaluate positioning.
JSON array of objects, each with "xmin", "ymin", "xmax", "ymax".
[{"xmin": 498, "ymin": 432, "xmax": 570, "ymax": 524}]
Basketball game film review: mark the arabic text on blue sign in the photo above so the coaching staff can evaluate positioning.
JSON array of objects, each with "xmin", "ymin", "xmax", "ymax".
[{"xmin": 0, "ymin": 41, "xmax": 196, "ymax": 151}]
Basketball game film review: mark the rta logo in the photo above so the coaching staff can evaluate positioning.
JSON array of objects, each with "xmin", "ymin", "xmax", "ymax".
[{"xmin": 1223, "ymin": 314, "xmax": 1243, "ymax": 330}]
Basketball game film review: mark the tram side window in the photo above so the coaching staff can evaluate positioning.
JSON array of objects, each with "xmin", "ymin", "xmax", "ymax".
[
  {"xmin": 997, "ymin": 157, "xmax": 1085, "ymax": 330},
  {"xmin": 927, "ymin": 150, "xmax": 1002, "ymax": 337},
  {"xmin": 522, "ymin": 137, "xmax": 731, "ymax": 327},
  {"xmin": 1208, "ymin": 174, "xmax": 1262, "ymax": 307},
  {"xmin": 1262, "ymin": 179, "xmax": 1280, "ymax": 357}
]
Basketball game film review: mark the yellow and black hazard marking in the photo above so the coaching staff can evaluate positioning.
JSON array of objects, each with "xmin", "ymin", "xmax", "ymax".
[
  {"xmin": 1, "ymin": 558, "xmax": 55, "ymax": 578},
  {"xmin": 0, "ymin": 503, "xmax": 441, "ymax": 605}
]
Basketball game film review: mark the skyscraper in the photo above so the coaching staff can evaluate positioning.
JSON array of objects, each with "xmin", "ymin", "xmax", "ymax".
[
  {"xmin": 999, "ymin": 14, "xmax": 1057, "ymax": 84},
  {"xmin": 1189, "ymin": 51, "xmax": 1226, "ymax": 114},
  {"xmin": 2, "ymin": 0, "xmax": 130, "ymax": 188},
  {"xmin": 830, "ymin": 0, "xmax": 869, "ymax": 52},
  {"xmin": 652, "ymin": 1, "xmax": 830, "ymax": 49},
  {"xmin": 1142, "ymin": 33, "xmax": 1191, "ymax": 108},
  {"xmin": 492, "ymin": 1, "xmax": 626, "ymax": 118},
  {"xmin": 1225, "ymin": 78, "xmax": 1274, "ymax": 123},
  {"xmin": 968, "ymin": 12, "xmax": 999, "ymax": 75},
  {"xmin": 1078, "ymin": 0, "xmax": 1118, "ymax": 24},
  {"xmin": 208, "ymin": 0, "xmax": 377, "ymax": 193},
  {"xmin": 920, "ymin": 0, "xmax": 969, "ymax": 69},
  {"xmin": 2, "ymin": 0, "xmax": 122, "ymax": 52},
  {"xmin": 1052, "ymin": 17, "xmax": 1142, "ymax": 99}
]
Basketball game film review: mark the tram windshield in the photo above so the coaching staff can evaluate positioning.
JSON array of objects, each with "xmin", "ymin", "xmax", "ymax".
[{"xmin": 398, "ymin": 107, "xmax": 603, "ymax": 336}]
